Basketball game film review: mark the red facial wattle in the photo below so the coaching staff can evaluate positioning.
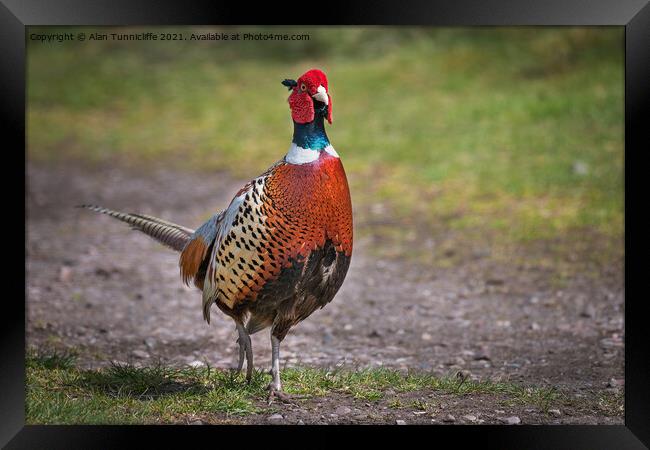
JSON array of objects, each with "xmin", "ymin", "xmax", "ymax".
[{"xmin": 289, "ymin": 90, "xmax": 315, "ymax": 124}]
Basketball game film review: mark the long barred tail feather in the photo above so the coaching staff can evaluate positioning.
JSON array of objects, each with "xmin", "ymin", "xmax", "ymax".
[{"xmin": 77, "ymin": 205, "xmax": 194, "ymax": 252}]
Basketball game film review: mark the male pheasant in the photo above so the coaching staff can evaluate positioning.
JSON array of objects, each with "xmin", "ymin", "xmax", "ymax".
[{"xmin": 80, "ymin": 69, "xmax": 353, "ymax": 400}]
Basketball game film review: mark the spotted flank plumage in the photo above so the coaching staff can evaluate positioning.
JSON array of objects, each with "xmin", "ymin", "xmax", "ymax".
[
  {"xmin": 80, "ymin": 68, "xmax": 353, "ymax": 394},
  {"xmin": 200, "ymin": 177, "xmax": 269, "ymax": 320}
]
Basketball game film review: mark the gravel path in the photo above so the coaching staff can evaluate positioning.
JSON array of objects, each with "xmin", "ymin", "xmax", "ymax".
[{"xmin": 26, "ymin": 161, "xmax": 624, "ymax": 424}]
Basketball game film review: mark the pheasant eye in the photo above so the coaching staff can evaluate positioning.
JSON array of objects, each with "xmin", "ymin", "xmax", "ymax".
[{"xmin": 300, "ymin": 83, "xmax": 307, "ymax": 92}]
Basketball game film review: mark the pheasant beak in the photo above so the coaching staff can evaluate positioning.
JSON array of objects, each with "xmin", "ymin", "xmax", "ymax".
[{"xmin": 312, "ymin": 85, "xmax": 329, "ymax": 105}]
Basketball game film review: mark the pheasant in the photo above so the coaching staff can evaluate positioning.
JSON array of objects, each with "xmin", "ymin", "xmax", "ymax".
[{"xmin": 79, "ymin": 69, "xmax": 353, "ymax": 401}]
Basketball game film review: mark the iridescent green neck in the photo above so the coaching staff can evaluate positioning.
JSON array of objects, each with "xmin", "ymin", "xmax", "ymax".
[{"xmin": 292, "ymin": 115, "xmax": 329, "ymax": 150}]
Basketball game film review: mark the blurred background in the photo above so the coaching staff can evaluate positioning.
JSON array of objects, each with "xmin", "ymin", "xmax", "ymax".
[
  {"xmin": 28, "ymin": 26, "xmax": 623, "ymax": 259},
  {"xmin": 26, "ymin": 27, "xmax": 624, "ymax": 421}
]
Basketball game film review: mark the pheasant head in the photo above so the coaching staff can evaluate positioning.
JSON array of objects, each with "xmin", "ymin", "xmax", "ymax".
[{"xmin": 283, "ymin": 69, "xmax": 332, "ymax": 125}]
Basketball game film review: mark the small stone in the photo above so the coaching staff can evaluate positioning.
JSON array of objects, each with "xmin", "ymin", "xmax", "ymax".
[
  {"xmin": 297, "ymin": 419, "xmax": 305, "ymax": 425},
  {"xmin": 473, "ymin": 249, "xmax": 489, "ymax": 258},
  {"xmin": 473, "ymin": 351, "xmax": 491, "ymax": 361},
  {"xmin": 144, "ymin": 338, "xmax": 155, "ymax": 349},
  {"xmin": 456, "ymin": 370, "xmax": 471, "ymax": 382},
  {"xmin": 132, "ymin": 350, "xmax": 149, "ymax": 359},
  {"xmin": 500, "ymin": 416, "xmax": 521, "ymax": 425},
  {"xmin": 94, "ymin": 267, "xmax": 111, "ymax": 278},
  {"xmin": 531, "ymin": 322, "xmax": 541, "ymax": 331},
  {"xmin": 543, "ymin": 298, "xmax": 557, "ymax": 307},
  {"xmin": 267, "ymin": 414, "xmax": 283, "ymax": 422},
  {"xmin": 343, "ymin": 324, "xmax": 353, "ymax": 331},
  {"xmin": 189, "ymin": 419, "xmax": 203, "ymax": 425},
  {"xmin": 580, "ymin": 304, "xmax": 596, "ymax": 318},
  {"xmin": 573, "ymin": 161, "xmax": 589, "ymax": 176},
  {"xmin": 443, "ymin": 414, "xmax": 456, "ymax": 423},
  {"xmin": 395, "ymin": 419, "xmax": 406, "ymax": 425},
  {"xmin": 59, "ymin": 266, "xmax": 73, "ymax": 282},
  {"xmin": 462, "ymin": 414, "xmax": 477, "ymax": 422},
  {"xmin": 421, "ymin": 332, "xmax": 432, "ymax": 341},
  {"xmin": 549, "ymin": 409, "xmax": 561, "ymax": 417},
  {"xmin": 607, "ymin": 378, "xmax": 624, "ymax": 388},
  {"xmin": 600, "ymin": 337, "xmax": 623, "ymax": 348},
  {"xmin": 188, "ymin": 360, "xmax": 205, "ymax": 368},
  {"xmin": 335, "ymin": 406, "xmax": 352, "ymax": 415}
]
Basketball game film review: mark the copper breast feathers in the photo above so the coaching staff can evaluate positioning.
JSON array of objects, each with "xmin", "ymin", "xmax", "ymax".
[{"xmin": 187, "ymin": 152, "xmax": 352, "ymax": 322}]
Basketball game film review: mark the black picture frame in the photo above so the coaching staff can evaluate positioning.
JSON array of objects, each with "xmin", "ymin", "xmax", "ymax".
[{"xmin": 5, "ymin": 0, "xmax": 649, "ymax": 447}]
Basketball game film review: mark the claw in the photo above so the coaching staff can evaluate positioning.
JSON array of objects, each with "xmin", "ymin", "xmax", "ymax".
[
  {"xmin": 266, "ymin": 387, "xmax": 308, "ymax": 405},
  {"xmin": 267, "ymin": 384, "xmax": 294, "ymax": 405}
]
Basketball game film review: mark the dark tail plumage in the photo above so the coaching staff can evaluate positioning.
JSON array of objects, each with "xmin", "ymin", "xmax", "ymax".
[{"xmin": 77, "ymin": 205, "xmax": 194, "ymax": 252}]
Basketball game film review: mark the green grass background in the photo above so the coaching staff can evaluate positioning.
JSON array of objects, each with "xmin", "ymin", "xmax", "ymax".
[{"xmin": 27, "ymin": 26, "xmax": 623, "ymax": 248}]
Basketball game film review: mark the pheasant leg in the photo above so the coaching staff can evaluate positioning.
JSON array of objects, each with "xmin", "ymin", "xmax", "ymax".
[
  {"xmin": 270, "ymin": 335, "xmax": 282, "ymax": 391},
  {"xmin": 267, "ymin": 334, "xmax": 298, "ymax": 404},
  {"xmin": 235, "ymin": 336, "xmax": 245, "ymax": 374},
  {"xmin": 236, "ymin": 323, "xmax": 254, "ymax": 382}
]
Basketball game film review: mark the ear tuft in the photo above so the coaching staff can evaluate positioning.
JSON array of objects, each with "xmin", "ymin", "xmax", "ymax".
[{"xmin": 282, "ymin": 79, "xmax": 297, "ymax": 90}]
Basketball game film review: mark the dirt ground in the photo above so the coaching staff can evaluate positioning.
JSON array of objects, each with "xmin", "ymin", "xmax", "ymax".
[{"xmin": 25, "ymin": 161, "xmax": 624, "ymax": 425}]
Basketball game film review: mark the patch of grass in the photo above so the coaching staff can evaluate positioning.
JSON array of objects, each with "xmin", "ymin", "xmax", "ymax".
[
  {"xmin": 410, "ymin": 399, "xmax": 431, "ymax": 411},
  {"xmin": 388, "ymin": 398, "xmax": 403, "ymax": 409},
  {"xmin": 26, "ymin": 356, "xmax": 268, "ymax": 424},
  {"xmin": 269, "ymin": 366, "xmax": 560, "ymax": 411},
  {"xmin": 27, "ymin": 26, "xmax": 623, "ymax": 251},
  {"xmin": 32, "ymin": 353, "xmax": 620, "ymax": 424},
  {"xmin": 594, "ymin": 390, "xmax": 624, "ymax": 416},
  {"xmin": 27, "ymin": 348, "xmax": 78, "ymax": 370},
  {"xmin": 79, "ymin": 363, "xmax": 205, "ymax": 398},
  {"xmin": 558, "ymin": 389, "xmax": 624, "ymax": 418}
]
